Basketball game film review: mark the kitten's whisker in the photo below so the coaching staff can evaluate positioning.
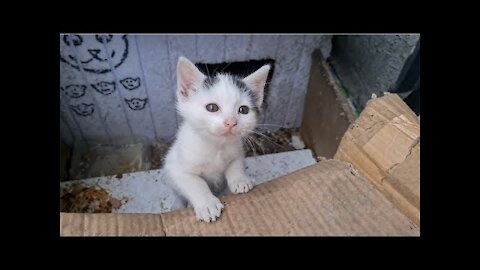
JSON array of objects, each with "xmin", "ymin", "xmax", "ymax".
[
  {"xmin": 242, "ymin": 137, "xmax": 256, "ymax": 157},
  {"xmin": 246, "ymin": 134, "xmax": 266, "ymax": 155},
  {"xmin": 219, "ymin": 62, "xmax": 232, "ymax": 73},
  {"xmin": 204, "ymin": 64, "xmax": 210, "ymax": 77},
  {"xmin": 248, "ymin": 130, "xmax": 292, "ymax": 151},
  {"xmin": 246, "ymin": 137, "xmax": 257, "ymax": 156},
  {"xmin": 212, "ymin": 63, "xmax": 222, "ymax": 75},
  {"xmin": 255, "ymin": 124, "xmax": 285, "ymax": 127}
]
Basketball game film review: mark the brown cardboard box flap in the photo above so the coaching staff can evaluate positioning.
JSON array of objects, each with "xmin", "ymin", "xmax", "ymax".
[
  {"xmin": 334, "ymin": 94, "xmax": 420, "ymax": 225},
  {"xmin": 60, "ymin": 213, "xmax": 165, "ymax": 236},
  {"xmin": 61, "ymin": 160, "xmax": 419, "ymax": 236}
]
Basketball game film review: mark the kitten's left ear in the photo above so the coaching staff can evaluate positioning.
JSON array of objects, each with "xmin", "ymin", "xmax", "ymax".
[{"xmin": 243, "ymin": 64, "xmax": 270, "ymax": 108}]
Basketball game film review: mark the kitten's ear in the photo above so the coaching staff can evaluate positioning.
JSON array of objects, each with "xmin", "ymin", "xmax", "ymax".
[
  {"xmin": 243, "ymin": 64, "xmax": 270, "ymax": 108},
  {"xmin": 177, "ymin": 56, "xmax": 206, "ymax": 102}
]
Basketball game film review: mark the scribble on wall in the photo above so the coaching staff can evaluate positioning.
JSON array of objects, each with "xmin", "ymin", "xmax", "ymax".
[
  {"xmin": 125, "ymin": 98, "xmax": 148, "ymax": 110},
  {"xmin": 61, "ymin": 84, "xmax": 86, "ymax": 98},
  {"xmin": 91, "ymin": 81, "xmax": 116, "ymax": 95},
  {"xmin": 60, "ymin": 34, "xmax": 129, "ymax": 74},
  {"xmin": 70, "ymin": 103, "xmax": 95, "ymax": 116},
  {"xmin": 120, "ymin": 77, "xmax": 141, "ymax": 90}
]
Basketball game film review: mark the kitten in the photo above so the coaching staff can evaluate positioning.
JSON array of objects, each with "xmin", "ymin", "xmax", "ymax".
[{"xmin": 164, "ymin": 57, "xmax": 270, "ymax": 222}]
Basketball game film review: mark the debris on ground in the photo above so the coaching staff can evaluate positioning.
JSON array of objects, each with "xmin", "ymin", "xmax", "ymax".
[
  {"xmin": 244, "ymin": 128, "xmax": 302, "ymax": 157},
  {"xmin": 151, "ymin": 142, "xmax": 171, "ymax": 169},
  {"xmin": 60, "ymin": 183, "xmax": 124, "ymax": 213},
  {"xmin": 69, "ymin": 142, "xmax": 151, "ymax": 180}
]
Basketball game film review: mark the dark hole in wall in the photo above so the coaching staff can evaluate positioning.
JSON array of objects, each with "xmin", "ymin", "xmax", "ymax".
[{"xmin": 195, "ymin": 59, "xmax": 275, "ymax": 110}]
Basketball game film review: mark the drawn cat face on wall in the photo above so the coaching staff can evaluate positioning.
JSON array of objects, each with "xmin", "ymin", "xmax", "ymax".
[
  {"xmin": 125, "ymin": 98, "xmax": 148, "ymax": 110},
  {"xmin": 60, "ymin": 34, "xmax": 129, "ymax": 74},
  {"xmin": 91, "ymin": 81, "xmax": 116, "ymax": 95},
  {"xmin": 71, "ymin": 103, "xmax": 95, "ymax": 116},
  {"xmin": 61, "ymin": 84, "xmax": 86, "ymax": 98},
  {"xmin": 120, "ymin": 77, "xmax": 141, "ymax": 90}
]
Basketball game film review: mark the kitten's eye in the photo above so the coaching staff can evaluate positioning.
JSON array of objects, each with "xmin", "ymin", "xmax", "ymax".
[
  {"xmin": 96, "ymin": 34, "xmax": 113, "ymax": 43},
  {"xmin": 206, "ymin": 103, "xmax": 219, "ymax": 112},
  {"xmin": 238, "ymin": 105, "xmax": 249, "ymax": 114},
  {"xmin": 63, "ymin": 35, "xmax": 83, "ymax": 46}
]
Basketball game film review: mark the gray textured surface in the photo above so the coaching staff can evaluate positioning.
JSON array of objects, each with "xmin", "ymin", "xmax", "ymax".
[
  {"xmin": 60, "ymin": 149, "xmax": 317, "ymax": 214},
  {"xmin": 329, "ymin": 34, "xmax": 419, "ymax": 111},
  {"xmin": 60, "ymin": 34, "xmax": 332, "ymax": 145}
]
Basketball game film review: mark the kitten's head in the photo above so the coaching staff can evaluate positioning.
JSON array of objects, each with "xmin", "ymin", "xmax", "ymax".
[{"xmin": 176, "ymin": 56, "xmax": 270, "ymax": 139}]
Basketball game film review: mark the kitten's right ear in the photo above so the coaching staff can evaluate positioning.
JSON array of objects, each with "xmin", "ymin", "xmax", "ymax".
[{"xmin": 177, "ymin": 56, "xmax": 206, "ymax": 102}]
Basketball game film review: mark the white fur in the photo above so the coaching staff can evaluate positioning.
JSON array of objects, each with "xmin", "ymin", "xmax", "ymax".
[{"xmin": 164, "ymin": 57, "xmax": 269, "ymax": 222}]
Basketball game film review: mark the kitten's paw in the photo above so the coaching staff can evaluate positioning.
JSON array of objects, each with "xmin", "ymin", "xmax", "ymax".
[
  {"xmin": 193, "ymin": 196, "xmax": 224, "ymax": 223},
  {"xmin": 229, "ymin": 178, "xmax": 254, "ymax": 194}
]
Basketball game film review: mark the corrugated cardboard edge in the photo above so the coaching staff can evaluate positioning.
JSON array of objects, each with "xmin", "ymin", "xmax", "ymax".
[
  {"xmin": 60, "ymin": 213, "xmax": 166, "ymax": 236},
  {"xmin": 159, "ymin": 160, "xmax": 419, "ymax": 236},
  {"xmin": 61, "ymin": 160, "xmax": 419, "ymax": 236},
  {"xmin": 334, "ymin": 94, "xmax": 420, "ymax": 225}
]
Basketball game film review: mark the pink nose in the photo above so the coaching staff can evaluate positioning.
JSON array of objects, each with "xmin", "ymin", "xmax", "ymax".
[{"xmin": 224, "ymin": 118, "xmax": 237, "ymax": 128}]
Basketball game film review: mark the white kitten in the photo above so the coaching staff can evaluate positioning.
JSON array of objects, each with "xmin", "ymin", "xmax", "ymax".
[{"xmin": 164, "ymin": 57, "xmax": 270, "ymax": 222}]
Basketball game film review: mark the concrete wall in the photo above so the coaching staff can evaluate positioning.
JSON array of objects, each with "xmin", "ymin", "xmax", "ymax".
[
  {"xmin": 60, "ymin": 34, "xmax": 332, "ymax": 145},
  {"xmin": 329, "ymin": 34, "xmax": 420, "ymax": 111}
]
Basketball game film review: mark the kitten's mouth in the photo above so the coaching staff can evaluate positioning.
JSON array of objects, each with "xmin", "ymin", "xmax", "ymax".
[{"xmin": 220, "ymin": 129, "xmax": 239, "ymax": 137}]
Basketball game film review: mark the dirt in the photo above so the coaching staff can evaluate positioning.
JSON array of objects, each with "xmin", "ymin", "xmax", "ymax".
[
  {"xmin": 244, "ymin": 128, "xmax": 301, "ymax": 157},
  {"xmin": 60, "ymin": 183, "xmax": 123, "ymax": 213},
  {"xmin": 151, "ymin": 143, "xmax": 171, "ymax": 169}
]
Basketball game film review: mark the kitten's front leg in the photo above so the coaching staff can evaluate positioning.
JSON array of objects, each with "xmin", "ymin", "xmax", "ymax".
[
  {"xmin": 168, "ymin": 170, "xmax": 224, "ymax": 222},
  {"xmin": 225, "ymin": 157, "xmax": 254, "ymax": 194}
]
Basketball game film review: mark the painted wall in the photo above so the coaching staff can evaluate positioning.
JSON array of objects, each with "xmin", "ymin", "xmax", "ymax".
[{"xmin": 60, "ymin": 34, "xmax": 332, "ymax": 145}]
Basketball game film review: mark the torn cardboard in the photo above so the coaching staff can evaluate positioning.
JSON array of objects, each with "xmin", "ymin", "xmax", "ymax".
[
  {"xmin": 334, "ymin": 94, "xmax": 420, "ymax": 225},
  {"xmin": 61, "ymin": 160, "xmax": 419, "ymax": 236},
  {"xmin": 301, "ymin": 50, "xmax": 355, "ymax": 158}
]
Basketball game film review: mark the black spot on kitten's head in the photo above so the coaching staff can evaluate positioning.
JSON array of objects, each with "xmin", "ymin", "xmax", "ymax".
[
  {"xmin": 233, "ymin": 77, "xmax": 261, "ymax": 114},
  {"xmin": 201, "ymin": 74, "xmax": 261, "ymax": 114},
  {"xmin": 91, "ymin": 81, "xmax": 116, "ymax": 95},
  {"xmin": 125, "ymin": 98, "xmax": 148, "ymax": 110},
  {"xmin": 202, "ymin": 76, "xmax": 218, "ymax": 89}
]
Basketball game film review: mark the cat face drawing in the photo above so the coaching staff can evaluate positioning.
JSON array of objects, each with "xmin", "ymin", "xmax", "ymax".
[
  {"xmin": 60, "ymin": 34, "xmax": 129, "ymax": 74},
  {"xmin": 91, "ymin": 81, "xmax": 116, "ymax": 95},
  {"xmin": 70, "ymin": 103, "xmax": 95, "ymax": 116},
  {"xmin": 125, "ymin": 98, "xmax": 148, "ymax": 110},
  {"xmin": 120, "ymin": 77, "xmax": 141, "ymax": 90},
  {"xmin": 61, "ymin": 84, "xmax": 86, "ymax": 98}
]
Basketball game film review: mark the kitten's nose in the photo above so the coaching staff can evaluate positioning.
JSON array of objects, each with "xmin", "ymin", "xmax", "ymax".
[{"xmin": 224, "ymin": 118, "xmax": 237, "ymax": 128}]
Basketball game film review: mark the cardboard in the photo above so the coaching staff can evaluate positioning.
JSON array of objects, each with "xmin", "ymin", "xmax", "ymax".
[
  {"xmin": 61, "ymin": 213, "xmax": 165, "ymax": 236},
  {"xmin": 334, "ymin": 94, "xmax": 420, "ymax": 225},
  {"xmin": 301, "ymin": 50, "xmax": 356, "ymax": 158},
  {"xmin": 61, "ymin": 160, "xmax": 419, "ymax": 236}
]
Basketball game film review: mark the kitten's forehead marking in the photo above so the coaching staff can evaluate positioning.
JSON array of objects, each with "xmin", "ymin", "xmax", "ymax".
[{"xmin": 199, "ymin": 74, "xmax": 259, "ymax": 113}]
